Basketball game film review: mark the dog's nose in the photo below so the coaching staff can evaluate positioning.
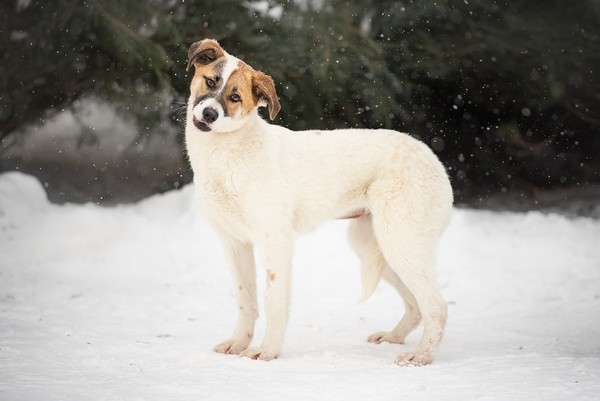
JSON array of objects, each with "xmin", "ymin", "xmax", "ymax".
[{"xmin": 202, "ymin": 107, "xmax": 218, "ymax": 124}]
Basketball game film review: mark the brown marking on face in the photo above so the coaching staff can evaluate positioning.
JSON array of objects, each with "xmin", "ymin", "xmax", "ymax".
[
  {"xmin": 187, "ymin": 39, "xmax": 228, "ymax": 100},
  {"xmin": 269, "ymin": 271, "xmax": 276, "ymax": 282},
  {"xmin": 187, "ymin": 39, "xmax": 281, "ymax": 121},
  {"xmin": 218, "ymin": 62, "xmax": 258, "ymax": 118},
  {"xmin": 190, "ymin": 60, "xmax": 225, "ymax": 100}
]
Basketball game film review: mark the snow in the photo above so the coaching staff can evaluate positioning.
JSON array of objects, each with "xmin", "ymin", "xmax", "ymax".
[{"xmin": 1, "ymin": 171, "xmax": 599, "ymax": 401}]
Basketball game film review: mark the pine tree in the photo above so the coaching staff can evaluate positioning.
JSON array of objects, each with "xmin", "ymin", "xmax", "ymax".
[{"xmin": 1, "ymin": 0, "xmax": 598, "ymax": 208}]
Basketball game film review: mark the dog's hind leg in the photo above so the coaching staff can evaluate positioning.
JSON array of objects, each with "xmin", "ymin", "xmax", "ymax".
[
  {"xmin": 347, "ymin": 215, "xmax": 422, "ymax": 344},
  {"xmin": 368, "ymin": 180, "xmax": 451, "ymax": 366},
  {"xmin": 367, "ymin": 267, "xmax": 422, "ymax": 345},
  {"xmin": 373, "ymin": 222, "xmax": 447, "ymax": 365},
  {"xmin": 213, "ymin": 236, "xmax": 258, "ymax": 355}
]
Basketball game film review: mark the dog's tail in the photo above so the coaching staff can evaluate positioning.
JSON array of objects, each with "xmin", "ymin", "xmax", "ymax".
[
  {"xmin": 347, "ymin": 216, "xmax": 387, "ymax": 302},
  {"xmin": 359, "ymin": 255, "xmax": 386, "ymax": 302}
]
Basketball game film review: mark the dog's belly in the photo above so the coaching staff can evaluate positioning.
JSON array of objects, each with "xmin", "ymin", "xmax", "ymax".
[
  {"xmin": 338, "ymin": 209, "xmax": 369, "ymax": 219},
  {"xmin": 290, "ymin": 193, "xmax": 370, "ymax": 231}
]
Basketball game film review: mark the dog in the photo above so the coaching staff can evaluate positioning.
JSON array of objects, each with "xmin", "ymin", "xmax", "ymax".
[{"xmin": 184, "ymin": 39, "xmax": 453, "ymax": 366}]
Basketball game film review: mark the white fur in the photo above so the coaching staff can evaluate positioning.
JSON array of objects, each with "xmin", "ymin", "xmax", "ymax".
[{"xmin": 186, "ymin": 71, "xmax": 453, "ymax": 366}]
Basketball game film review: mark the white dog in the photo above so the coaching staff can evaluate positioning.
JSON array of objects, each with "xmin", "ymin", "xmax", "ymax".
[{"xmin": 185, "ymin": 39, "xmax": 453, "ymax": 366}]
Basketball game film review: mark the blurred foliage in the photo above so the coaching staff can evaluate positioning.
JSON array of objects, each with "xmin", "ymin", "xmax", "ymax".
[{"xmin": 1, "ymin": 0, "xmax": 599, "ymax": 204}]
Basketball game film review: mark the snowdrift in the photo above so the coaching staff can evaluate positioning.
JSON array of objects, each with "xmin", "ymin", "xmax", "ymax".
[{"xmin": 1, "ymin": 172, "xmax": 599, "ymax": 401}]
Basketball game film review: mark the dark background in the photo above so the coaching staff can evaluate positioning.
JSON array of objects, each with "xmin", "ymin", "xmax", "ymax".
[{"xmin": 1, "ymin": 0, "xmax": 599, "ymax": 215}]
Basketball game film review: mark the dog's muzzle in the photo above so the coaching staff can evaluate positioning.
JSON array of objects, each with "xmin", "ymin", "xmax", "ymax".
[{"xmin": 192, "ymin": 106, "xmax": 218, "ymax": 132}]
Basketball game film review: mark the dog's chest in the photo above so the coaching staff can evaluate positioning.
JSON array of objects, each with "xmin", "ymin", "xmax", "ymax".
[
  {"xmin": 187, "ymin": 133, "xmax": 270, "ymax": 238},
  {"xmin": 193, "ymin": 168, "xmax": 255, "ymax": 238},
  {"xmin": 197, "ymin": 172, "xmax": 243, "ymax": 215}
]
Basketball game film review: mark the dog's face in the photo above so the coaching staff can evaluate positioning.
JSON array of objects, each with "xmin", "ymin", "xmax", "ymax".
[{"xmin": 186, "ymin": 39, "xmax": 281, "ymax": 134}]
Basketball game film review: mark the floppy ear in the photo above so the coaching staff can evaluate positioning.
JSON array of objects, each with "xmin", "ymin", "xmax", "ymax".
[
  {"xmin": 186, "ymin": 39, "xmax": 225, "ymax": 71},
  {"xmin": 252, "ymin": 71, "xmax": 281, "ymax": 120}
]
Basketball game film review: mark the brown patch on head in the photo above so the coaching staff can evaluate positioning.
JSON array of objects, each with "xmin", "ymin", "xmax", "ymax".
[
  {"xmin": 218, "ymin": 62, "xmax": 257, "ymax": 118},
  {"xmin": 187, "ymin": 40, "xmax": 228, "ymax": 99},
  {"xmin": 269, "ymin": 271, "xmax": 276, "ymax": 282},
  {"xmin": 215, "ymin": 61, "xmax": 281, "ymax": 121}
]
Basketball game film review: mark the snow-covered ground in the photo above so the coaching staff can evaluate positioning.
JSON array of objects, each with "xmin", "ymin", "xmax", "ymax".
[{"xmin": 1, "ymin": 171, "xmax": 599, "ymax": 401}]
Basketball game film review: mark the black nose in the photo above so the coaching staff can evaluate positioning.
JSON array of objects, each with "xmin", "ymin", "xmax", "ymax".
[{"xmin": 202, "ymin": 107, "xmax": 218, "ymax": 124}]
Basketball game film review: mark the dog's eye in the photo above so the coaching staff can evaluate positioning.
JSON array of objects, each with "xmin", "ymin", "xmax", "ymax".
[
  {"xmin": 205, "ymin": 78, "xmax": 216, "ymax": 89},
  {"xmin": 229, "ymin": 94, "xmax": 241, "ymax": 103}
]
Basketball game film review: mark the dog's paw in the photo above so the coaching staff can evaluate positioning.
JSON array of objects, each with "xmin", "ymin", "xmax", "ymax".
[
  {"xmin": 239, "ymin": 347, "xmax": 278, "ymax": 361},
  {"xmin": 213, "ymin": 338, "xmax": 251, "ymax": 355},
  {"xmin": 395, "ymin": 352, "xmax": 433, "ymax": 367},
  {"xmin": 367, "ymin": 331, "xmax": 405, "ymax": 344}
]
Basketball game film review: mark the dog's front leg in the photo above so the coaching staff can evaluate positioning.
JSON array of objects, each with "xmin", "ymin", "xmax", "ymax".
[
  {"xmin": 213, "ymin": 236, "xmax": 258, "ymax": 355},
  {"xmin": 240, "ymin": 238, "xmax": 294, "ymax": 361}
]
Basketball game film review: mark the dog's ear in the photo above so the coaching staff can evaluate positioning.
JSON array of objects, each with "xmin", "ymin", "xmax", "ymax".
[
  {"xmin": 252, "ymin": 71, "xmax": 281, "ymax": 120},
  {"xmin": 187, "ymin": 39, "xmax": 224, "ymax": 71}
]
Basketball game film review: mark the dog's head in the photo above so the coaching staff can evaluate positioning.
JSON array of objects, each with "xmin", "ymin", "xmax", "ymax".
[{"xmin": 186, "ymin": 39, "xmax": 280, "ymax": 133}]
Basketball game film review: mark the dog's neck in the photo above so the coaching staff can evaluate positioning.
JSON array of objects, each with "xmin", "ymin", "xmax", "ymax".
[
  {"xmin": 186, "ymin": 108, "xmax": 272, "ymax": 162},
  {"xmin": 237, "ymin": 108, "xmax": 270, "ymax": 134}
]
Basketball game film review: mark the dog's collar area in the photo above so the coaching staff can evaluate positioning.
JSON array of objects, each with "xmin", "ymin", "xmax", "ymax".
[{"xmin": 193, "ymin": 116, "xmax": 211, "ymax": 132}]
